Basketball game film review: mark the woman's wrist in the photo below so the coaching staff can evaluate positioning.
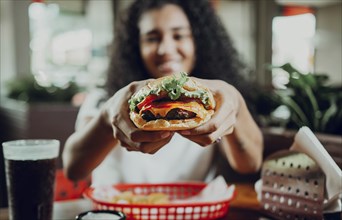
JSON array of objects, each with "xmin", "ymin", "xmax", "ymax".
[
  {"xmin": 99, "ymin": 100, "xmax": 114, "ymax": 127},
  {"xmin": 225, "ymin": 83, "xmax": 242, "ymax": 119},
  {"xmin": 98, "ymin": 104, "xmax": 116, "ymax": 139}
]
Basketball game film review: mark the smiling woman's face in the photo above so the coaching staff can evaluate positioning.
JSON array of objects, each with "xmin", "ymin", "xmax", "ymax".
[{"xmin": 138, "ymin": 4, "xmax": 195, "ymax": 78}]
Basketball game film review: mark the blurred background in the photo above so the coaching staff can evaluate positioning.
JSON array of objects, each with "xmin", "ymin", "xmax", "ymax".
[{"xmin": 0, "ymin": 0, "xmax": 341, "ymax": 207}]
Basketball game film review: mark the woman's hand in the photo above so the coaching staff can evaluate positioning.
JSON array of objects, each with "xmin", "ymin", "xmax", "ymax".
[
  {"xmin": 102, "ymin": 80, "xmax": 174, "ymax": 154},
  {"xmin": 178, "ymin": 78, "xmax": 239, "ymax": 146},
  {"xmin": 178, "ymin": 77, "xmax": 263, "ymax": 173}
]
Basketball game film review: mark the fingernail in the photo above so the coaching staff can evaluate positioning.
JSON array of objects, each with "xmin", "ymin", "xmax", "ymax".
[
  {"xmin": 180, "ymin": 130, "xmax": 190, "ymax": 135},
  {"xmin": 161, "ymin": 132, "xmax": 171, "ymax": 138},
  {"xmin": 215, "ymin": 137, "xmax": 222, "ymax": 143}
]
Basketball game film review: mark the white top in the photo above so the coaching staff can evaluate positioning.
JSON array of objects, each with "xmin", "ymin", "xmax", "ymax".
[{"xmin": 76, "ymin": 89, "xmax": 215, "ymax": 185}]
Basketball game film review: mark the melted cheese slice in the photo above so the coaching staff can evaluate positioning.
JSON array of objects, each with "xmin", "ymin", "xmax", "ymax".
[{"xmin": 139, "ymin": 101, "xmax": 206, "ymax": 119}]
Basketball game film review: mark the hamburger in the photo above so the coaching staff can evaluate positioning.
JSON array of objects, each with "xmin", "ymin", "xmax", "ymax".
[{"xmin": 128, "ymin": 72, "xmax": 216, "ymax": 130}]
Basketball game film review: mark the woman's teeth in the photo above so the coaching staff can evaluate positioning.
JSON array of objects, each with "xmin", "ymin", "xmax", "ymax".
[{"xmin": 158, "ymin": 61, "xmax": 181, "ymax": 72}]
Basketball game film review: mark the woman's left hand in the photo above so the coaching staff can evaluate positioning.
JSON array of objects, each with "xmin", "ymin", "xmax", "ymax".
[
  {"xmin": 104, "ymin": 80, "xmax": 175, "ymax": 154},
  {"xmin": 178, "ymin": 78, "xmax": 240, "ymax": 146}
]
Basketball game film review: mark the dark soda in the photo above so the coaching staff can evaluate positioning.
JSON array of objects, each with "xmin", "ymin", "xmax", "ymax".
[{"xmin": 5, "ymin": 158, "xmax": 57, "ymax": 220}]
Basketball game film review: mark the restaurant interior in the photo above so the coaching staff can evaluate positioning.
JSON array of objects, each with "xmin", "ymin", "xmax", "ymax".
[{"xmin": 0, "ymin": 0, "xmax": 341, "ymax": 219}]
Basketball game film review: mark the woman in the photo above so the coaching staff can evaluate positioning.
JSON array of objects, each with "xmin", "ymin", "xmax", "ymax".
[{"xmin": 63, "ymin": 0, "xmax": 263, "ymax": 185}]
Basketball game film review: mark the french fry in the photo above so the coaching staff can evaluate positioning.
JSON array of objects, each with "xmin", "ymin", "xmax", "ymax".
[{"xmin": 111, "ymin": 191, "xmax": 169, "ymax": 204}]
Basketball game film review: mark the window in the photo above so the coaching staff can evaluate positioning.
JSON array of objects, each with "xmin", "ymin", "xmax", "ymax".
[
  {"xmin": 28, "ymin": 1, "xmax": 113, "ymax": 89},
  {"xmin": 272, "ymin": 12, "xmax": 316, "ymax": 88}
]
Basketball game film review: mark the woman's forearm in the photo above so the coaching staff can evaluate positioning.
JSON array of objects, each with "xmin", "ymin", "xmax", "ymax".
[
  {"xmin": 62, "ymin": 110, "xmax": 117, "ymax": 181},
  {"xmin": 222, "ymin": 94, "xmax": 263, "ymax": 173}
]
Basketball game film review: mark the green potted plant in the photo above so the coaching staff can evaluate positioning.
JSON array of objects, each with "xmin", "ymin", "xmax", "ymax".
[
  {"xmin": 254, "ymin": 63, "xmax": 341, "ymax": 167},
  {"xmin": 5, "ymin": 74, "xmax": 80, "ymax": 103},
  {"xmin": 267, "ymin": 63, "xmax": 342, "ymax": 135},
  {"xmin": 0, "ymin": 74, "xmax": 82, "ymax": 167}
]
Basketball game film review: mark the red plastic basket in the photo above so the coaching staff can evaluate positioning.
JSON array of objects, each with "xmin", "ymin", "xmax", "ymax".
[{"xmin": 83, "ymin": 182, "xmax": 235, "ymax": 220}]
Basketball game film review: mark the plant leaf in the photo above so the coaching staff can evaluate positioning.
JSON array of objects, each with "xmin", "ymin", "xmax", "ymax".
[
  {"xmin": 320, "ymin": 97, "xmax": 337, "ymax": 131},
  {"xmin": 276, "ymin": 94, "xmax": 311, "ymax": 128}
]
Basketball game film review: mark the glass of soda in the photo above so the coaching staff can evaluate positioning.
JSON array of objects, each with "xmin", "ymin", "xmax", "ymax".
[{"xmin": 2, "ymin": 139, "xmax": 60, "ymax": 220}]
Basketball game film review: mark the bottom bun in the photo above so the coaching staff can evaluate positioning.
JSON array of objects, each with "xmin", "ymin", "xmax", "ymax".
[{"xmin": 130, "ymin": 110, "xmax": 214, "ymax": 131}]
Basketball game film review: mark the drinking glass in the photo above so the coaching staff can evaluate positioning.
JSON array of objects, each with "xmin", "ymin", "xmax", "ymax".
[{"xmin": 2, "ymin": 139, "xmax": 60, "ymax": 220}]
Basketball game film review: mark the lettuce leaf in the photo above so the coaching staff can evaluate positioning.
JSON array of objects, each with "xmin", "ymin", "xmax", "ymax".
[
  {"xmin": 128, "ymin": 72, "xmax": 211, "ymax": 111},
  {"xmin": 161, "ymin": 72, "xmax": 188, "ymax": 100}
]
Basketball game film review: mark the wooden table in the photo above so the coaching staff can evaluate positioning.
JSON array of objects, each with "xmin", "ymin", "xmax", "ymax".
[
  {"xmin": 0, "ymin": 183, "xmax": 340, "ymax": 220},
  {"xmin": 0, "ymin": 183, "xmax": 273, "ymax": 220},
  {"xmin": 0, "ymin": 200, "xmax": 93, "ymax": 220},
  {"xmin": 224, "ymin": 183, "xmax": 271, "ymax": 219},
  {"xmin": 0, "ymin": 201, "xmax": 270, "ymax": 220}
]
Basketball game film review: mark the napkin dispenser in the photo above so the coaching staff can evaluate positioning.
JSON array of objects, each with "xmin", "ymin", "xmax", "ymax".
[
  {"xmin": 256, "ymin": 126, "xmax": 342, "ymax": 219},
  {"xmin": 261, "ymin": 150, "xmax": 325, "ymax": 219}
]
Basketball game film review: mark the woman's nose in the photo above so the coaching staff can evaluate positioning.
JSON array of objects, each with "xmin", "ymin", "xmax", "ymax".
[{"xmin": 157, "ymin": 37, "xmax": 176, "ymax": 55}]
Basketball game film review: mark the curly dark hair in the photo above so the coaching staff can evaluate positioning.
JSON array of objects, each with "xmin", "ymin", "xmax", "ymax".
[{"xmin": 107, "ymin": 0, "xmax": 254, "ymax": 105}]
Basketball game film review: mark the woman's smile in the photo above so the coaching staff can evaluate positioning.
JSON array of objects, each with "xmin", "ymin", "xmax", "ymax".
[{"xmin": 157, "ymin": 60, "xmax": 182, "ymax": 74}]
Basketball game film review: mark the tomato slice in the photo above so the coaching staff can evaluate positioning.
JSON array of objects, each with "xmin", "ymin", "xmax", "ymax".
[
  {"xmin": 137, "ymin": 94, "xmax": 159, "ymax": 110},
  {"xmin": 137, "ymin": 95, "xmax": 201, "ymax": 110},
  {"xmin": 143, "ymin": 102, "xmax": 172, "ymax": 110}
]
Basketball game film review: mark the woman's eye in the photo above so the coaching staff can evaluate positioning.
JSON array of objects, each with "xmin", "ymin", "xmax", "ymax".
[
  {"xmin": 174, "ymin": 34, "xmax": 186, "ymax": 40},
  {"xmin": 145, "ymin": 36, "xmax": 160, "ymax": 43}
]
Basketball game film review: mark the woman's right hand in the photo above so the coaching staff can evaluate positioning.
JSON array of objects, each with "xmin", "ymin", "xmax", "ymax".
[{"xmin": 102, "ymin": 80, "xmax": 175, "ymax": 154}]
